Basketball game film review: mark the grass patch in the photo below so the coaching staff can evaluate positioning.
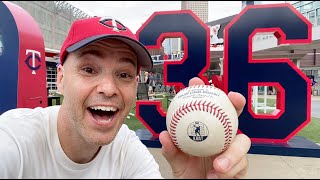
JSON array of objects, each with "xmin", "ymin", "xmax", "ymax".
[
  {"xmin": 125, "ymin": 96, "xmax": 320, "ymax": 144},
  {"xmin": 124, "ymin": 107, "xmax": 145, "ymax": 131},
  {"xmin": 124, "ymin": 94, "xmax": 173, "ymax": 131},
  {"xmin": 50, "ymin": 94, "xmax": 64, "ymax": 106},
  {"xmin": 254, "ymin": 98, "xmax": 276, "ymax": 114},
  {"xmin": 257, "ymin": 98, "xmax": 276, "ymax": 107},
  {"xmin": 254, "ymin": 98, "xmax": 320, "ymax": 143},
  {"xmin": 296, "ymin": 117, "xmax": 320, "ymax": 143}
]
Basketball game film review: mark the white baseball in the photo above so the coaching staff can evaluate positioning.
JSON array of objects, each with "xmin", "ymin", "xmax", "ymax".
[{"xmin": 166, "ymin": 85, "xmax": 238, "ymax": 157}]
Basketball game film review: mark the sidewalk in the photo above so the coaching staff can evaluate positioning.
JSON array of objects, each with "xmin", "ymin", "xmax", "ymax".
[
  {"xmin": 148, "ymin": 148, "xmax": 320, "ymax": 179},
  {"xmin": 312, "ymin": 95, "xmax": 320, "ymax": 101}
]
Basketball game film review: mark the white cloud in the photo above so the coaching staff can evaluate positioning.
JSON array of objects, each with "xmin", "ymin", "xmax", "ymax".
[
  {"xmin": 67, "ymin": 1, "xmax": 287, "ymax": 33},
  {"xmin": 67, "ymin": 1, "xmax": 181, "ymax": 33},
  {"xmin": 209, "ymin": 1, "xmax": 242, "ymax": 21}
]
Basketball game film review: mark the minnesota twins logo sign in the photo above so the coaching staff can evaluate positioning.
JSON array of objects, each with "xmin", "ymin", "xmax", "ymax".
[
  {"xmin": 187, "ymin": 121, "xmax": 209, "ymax": 142},
  {"xmin": 25, "ymin": 49, "xmax": 41, "ymax": 75}
]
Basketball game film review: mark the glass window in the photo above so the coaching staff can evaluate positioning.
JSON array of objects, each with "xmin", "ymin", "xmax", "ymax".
[
  {"xmin": 301, "ymin": 2, "xmax": 314, "ymax": 13},
  {"xmin": 313, "ymin": 70, "xmax": 318, "ymax": 76},
  {"xmin": 309, "ymin": 11, "xmax": 316, "ymax": 18},
  {"xmin": 309, "ymin": 11, "xmax": 316, "ymax": 26},
  {"xmin": 46, "ymin": 63, "xmax": 58, "ymax": 91},
  {"xmin": 315, "ymin": 1, "xmax": 320, "ymax": 9},
  {"xmin": 317, "ymin": 9, "xmax": 320, "ymax": 16}
]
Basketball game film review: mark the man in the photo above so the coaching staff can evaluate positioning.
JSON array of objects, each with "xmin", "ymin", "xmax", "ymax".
[
  {"xmin": 0, "ymin": 16, "xmax": 250, "ymax": 178},
  {"xmin": 148, "ymin": 71, "xmax": 156, "ymax": 94}
]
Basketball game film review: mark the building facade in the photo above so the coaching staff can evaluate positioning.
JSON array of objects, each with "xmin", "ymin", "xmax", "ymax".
[
  {"xmin": 289, "ymin": 1, "xmax": 320, "ymax": 95},
  {"xmin": 290, "ymin": 1, "xmax": 320, "ymax": 26},
  {"xmin": 205, "ymin": 1, "xmax": 320, "ymax": 95},
  {"xmin": 7, "ymin": 1, "xmax": 319, "ymax": 95},
  {"xmin": 181, "ymin": 1, "xmax": 208, "ymax": 23},
  {"xmin": 241, "ymin": 1, "xmax": 262, "ymax": 9}
]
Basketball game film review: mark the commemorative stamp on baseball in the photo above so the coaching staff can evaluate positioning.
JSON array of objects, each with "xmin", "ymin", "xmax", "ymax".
[{"xmin": 166, "ymin": 85, "xmax": 238, "ymax": 157}]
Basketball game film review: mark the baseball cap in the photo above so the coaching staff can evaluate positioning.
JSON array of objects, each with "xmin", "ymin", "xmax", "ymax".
[{"xmin": 60, "ymin": 16, "xmax": 153, "ymax": 70}]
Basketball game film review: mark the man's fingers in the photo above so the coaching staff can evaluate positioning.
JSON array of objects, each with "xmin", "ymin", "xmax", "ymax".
[
  {"xmin": 159, "ymin": 131, "xmax": 177, "ymax": 156},
  {"xmin": 189, "ymin": 77, "xmax": 205, "ymax": 86},
  {"xmin": 228, "ymin": 91, "xmax": 246, "ymax": 116},
  {"xmin": 207, "ymin": 155, "xmax": 249, "ymax": 179},
  {"xmin": 213, "ymin": 134, "xmax": 251, "ymax": 173},
  {"xmin": 159, "ymin": 131, "xmax": 182, "ymax": 164}
]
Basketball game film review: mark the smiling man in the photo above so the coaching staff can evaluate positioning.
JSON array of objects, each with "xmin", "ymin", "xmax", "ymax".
[{"xmin": 0, "ymin": 16, "xmax": 250, "ymax": 178}]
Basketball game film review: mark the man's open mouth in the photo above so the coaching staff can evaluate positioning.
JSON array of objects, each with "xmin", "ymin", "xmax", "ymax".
[{"xmin": 88, "ymin": 106, "xmax": 118, "ymax": 123}]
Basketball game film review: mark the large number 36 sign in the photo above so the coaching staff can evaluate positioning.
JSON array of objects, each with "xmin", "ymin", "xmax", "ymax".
[{"xmin": 136, "ymin": 4, "xmax": 312, "ymax": 144}]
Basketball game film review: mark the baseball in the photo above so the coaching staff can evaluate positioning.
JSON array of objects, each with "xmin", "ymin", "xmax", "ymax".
[{"xmin": 166, "ymin": 85, "xmax": 238, "ymax": 157}]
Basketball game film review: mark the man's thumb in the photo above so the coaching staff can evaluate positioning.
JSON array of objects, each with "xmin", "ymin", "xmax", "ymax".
[{"xmin": 159, "ymin": 131, "xmax": 180, "ymax": 162}]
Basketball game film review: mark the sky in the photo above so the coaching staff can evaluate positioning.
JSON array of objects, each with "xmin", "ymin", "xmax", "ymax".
[{"xmin": 67, "ymin": 1, "xmax": 285, "ymax": 33}]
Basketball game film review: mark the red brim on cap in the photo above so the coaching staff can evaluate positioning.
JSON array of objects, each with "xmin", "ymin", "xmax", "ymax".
[{"xmin": 66, "ymin": 34, "xmax": 153, "ymax": 71}]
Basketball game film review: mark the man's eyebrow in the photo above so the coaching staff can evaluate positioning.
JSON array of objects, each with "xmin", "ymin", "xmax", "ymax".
[
  {"xmin": 76, "ymin": 49, "xmax": 103, "ymax": 58},
  {"xmin": 119, "ymin": 57, "xmax": 137, "ymax": 68},
  {"xmin": 76, "ymin": 49, "xmax": 137, "ymax": 67}
]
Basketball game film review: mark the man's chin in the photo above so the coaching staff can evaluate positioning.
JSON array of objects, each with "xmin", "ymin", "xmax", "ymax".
[{"xmin": 86, "ymin": 134, "xmax": 117, "ymax": 146}]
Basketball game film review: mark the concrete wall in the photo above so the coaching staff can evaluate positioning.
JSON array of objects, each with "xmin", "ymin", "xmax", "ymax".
[{"xmin": 8, "ymin": 1, "xmax": 90, "ymax": 51}]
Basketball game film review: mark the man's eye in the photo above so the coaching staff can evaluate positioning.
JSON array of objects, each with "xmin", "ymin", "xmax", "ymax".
[
  {"xmin": 119, "ymin": 73, "xmax": 131, "ymax": 78},
  {"xmin": 82, "ymin": 67, "xmax": 94, "ymax": 74}
]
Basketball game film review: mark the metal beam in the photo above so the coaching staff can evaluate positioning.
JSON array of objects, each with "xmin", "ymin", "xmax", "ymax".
[
  {"xmin": 53, "ymin": 1, "xmax": 91, "ymax": 19},
  {"xmin": 314, "ymin": 49, "xmax": 316, "ymax": 66}
]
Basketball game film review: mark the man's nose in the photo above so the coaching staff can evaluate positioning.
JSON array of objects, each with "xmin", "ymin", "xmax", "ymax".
[{"xmin": 96, "ymin": 75, "xmax": 118, "ymax": 97}]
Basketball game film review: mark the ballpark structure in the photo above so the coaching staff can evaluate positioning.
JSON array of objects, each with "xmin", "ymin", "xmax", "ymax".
[{"xmin": 8, "ymin": 1, "xmax": 320, "ymax": 96}]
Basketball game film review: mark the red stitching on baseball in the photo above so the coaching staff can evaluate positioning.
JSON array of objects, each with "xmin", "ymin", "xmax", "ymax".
[{"xmin": 170, "ymin": 95, "xmax": 233, "ymax": 153}]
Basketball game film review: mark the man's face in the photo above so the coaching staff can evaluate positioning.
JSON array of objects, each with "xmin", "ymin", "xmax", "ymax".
[{"xmin": 57, "ymin": 38, "xmax": 138, "ymax": 146}]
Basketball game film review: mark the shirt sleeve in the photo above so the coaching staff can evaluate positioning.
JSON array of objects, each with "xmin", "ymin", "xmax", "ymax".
[
  {"xmin": 121, "ymin": 128, "xmax": 164, "ymax": 179},
  {"xmin": 0, "ymin": 129, "xmax": 21, "ymax": 178}
]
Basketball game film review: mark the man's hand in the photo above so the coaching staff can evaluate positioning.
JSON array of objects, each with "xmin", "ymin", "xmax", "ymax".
[{"xmin": 159, "ymin": 77, "xmax": 251, "ymax": 179}]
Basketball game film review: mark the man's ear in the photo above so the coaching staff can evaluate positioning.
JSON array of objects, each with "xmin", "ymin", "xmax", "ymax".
[
  {"xmin": 56, "ymin": 64, "xmax": 64, "ymax": 95},
  {"xmin": 135, "ymin": 75, "xmax": 139, "ymax": 87}
]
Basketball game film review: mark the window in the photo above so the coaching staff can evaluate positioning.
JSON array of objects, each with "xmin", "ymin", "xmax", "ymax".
[
  {"xmin": 303, "ymin": 69, "xmax": 312, "ymax": 76},
  {"xmin": 308, "ymin": 11, "xmax": 316, "ymax": 26},
  {"xmin": 301, "ymin": 2, "xmax": 314, "ymax": 13},
  {"xmin": 315, "ymin": 1, "xmax": 320, "ymax": 9},
  {"xmin": 309, "ymin": 11, "xmax": 315, "ymax": 18},
  {"xmin": 317, "ymin": 8, "xmax": 320, "ymax": 16},
  {"xmin": 46, "ymin": 63, "xmax": 58, "ymax": 91}
]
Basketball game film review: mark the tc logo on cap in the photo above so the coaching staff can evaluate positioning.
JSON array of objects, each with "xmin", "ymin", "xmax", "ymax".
[{"xmin": 99, "ymin": 17, "xmax": 127, "ymax": 32}]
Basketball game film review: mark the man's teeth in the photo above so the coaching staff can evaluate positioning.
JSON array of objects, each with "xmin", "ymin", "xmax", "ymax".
[
  {"xmin": 90, "ymin": 106, "xmax": 117, "ymax": 111},
  {"xmin": 99, "ymin": 119, "xmax": 112, "ymax": 122}
]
